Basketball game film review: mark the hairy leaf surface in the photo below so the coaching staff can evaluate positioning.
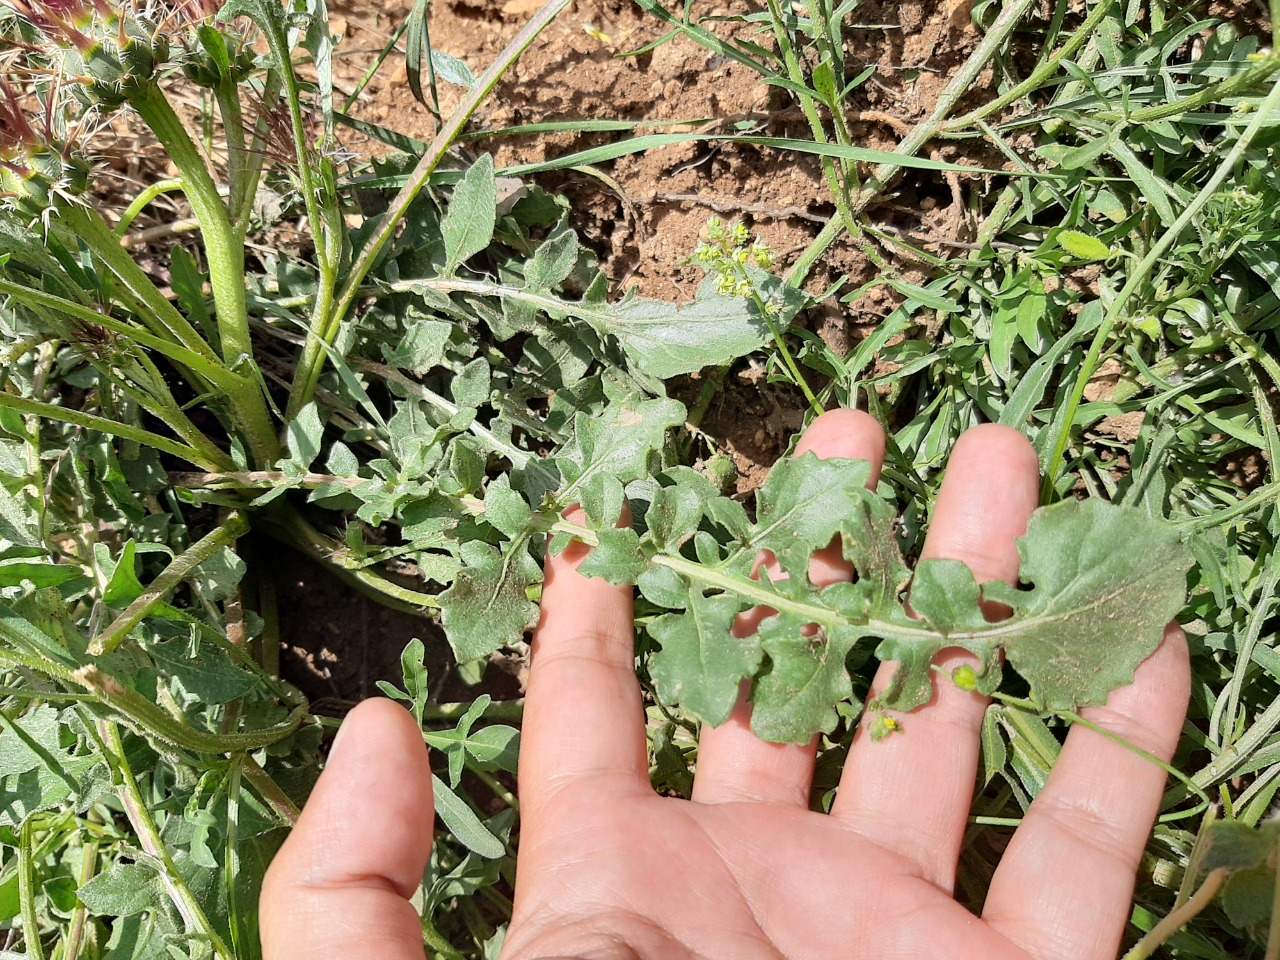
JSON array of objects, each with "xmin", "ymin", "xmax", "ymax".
[{"xmin": 634, "ymin": 454, "xmax": 1194, "ymax": 743}]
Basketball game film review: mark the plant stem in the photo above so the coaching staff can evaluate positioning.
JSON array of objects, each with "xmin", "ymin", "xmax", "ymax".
[
  {"xmin": 214, "ymin": 82, "xmax": 250, "ymax": 231},
  {"xmin": 57, "ymin": 203, "xmax": 214, "ymax": 361},
  {"xmin": 422, "ymin": 913, "xmax": 468, "ymax": 960},
  {"xmin": 255, "ymin": 504, "xmax": 442, "ymax": 612},
  {"xmin": 356, "ymin": 358, "xmax": 560, "ymax": 486},
  {"xmin": 0, "ymin": 279, "xmax": 239, "ymax": 391},
  {"xmin": 18, "ymin": 819, "xmax": 45, "ymax": 960},
  {"xmin": 1120, "ymin": 868, "xmax": 1229, "ymax": 960},
  {"xmin": 1099, "ymin": 56, "xmax": 1280, "ymax": 125},
  {"xmin": 1042, "ymin": 72, "xmax": 1280, "ymax": 497},
  {"xmin": 758, "ymin": 297, "xmax": 824, "ymax": 414},
  {"xmin": 945, "ymin": 0, "xmax": 1117, "ymax": 131},
  {"xmin": 287, "ymin": 0, "xmax": 573, "ymax": 418},
  {"xmin": 1180, "ymin": 476, "xmax": 1280, "ymax": 531},
  {"xmin": 113, "ymin": 178, "xmax": 185, "ymax": 237},
  {"xmin": 764, "ymin": 0, "xmax": 864, "ymax": 262},
  {"xmin": 61, "ymin": 833, "xmax": 99, "ymax": 960},
  {"xmin": 76, "ymin": 667, "xmax": 307, "ymax": 754},
  {"xmin": 99, "ymin": 720, "xmax": 236, "ymax": 960},
  {"xmin": 424, "ymin": 699, "xmax": 524, "ymax": 722},
  {"xmin": 470, "ymin": 765, "xmax": 519, "ymax": 811},
  {"xmin": 90, "ymin": 512, "xmax": 251, "ymax": 655},
  {"xmin": 0, "ymin": 389, "xmax": 234, "ymax": 471},
  {"xmin": 129, "ymin": 86, "xmax": 247, "ymax": 361},
  {"xmin": 242, "ymin": 755, "xmax": 301, "ymax": 825},
  {"xmin": 785, "ymin": 0, "xmax": 1036, "ymax": 287},
  {"xmin": 127, "ymin": 84, "xmax": 280, "ymax": 466}
]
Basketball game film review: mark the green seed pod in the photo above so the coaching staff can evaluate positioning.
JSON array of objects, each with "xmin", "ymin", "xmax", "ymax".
[{"xmin": 119, "ymin": 37, "xmax": 155, "ymax": 80}]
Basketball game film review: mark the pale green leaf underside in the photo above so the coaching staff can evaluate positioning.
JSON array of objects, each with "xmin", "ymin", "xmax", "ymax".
[{"xmin": 593, "ymin": 292, "xmax": 771, "ymax": 379}]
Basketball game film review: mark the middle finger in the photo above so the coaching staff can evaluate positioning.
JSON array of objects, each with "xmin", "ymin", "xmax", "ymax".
[{"xmin": 692, "ymin": 409, "xmax": 886, "ymax": 807}]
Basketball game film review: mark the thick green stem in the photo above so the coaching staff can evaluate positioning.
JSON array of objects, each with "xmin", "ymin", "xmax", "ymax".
[
  {"xmin": 242, "ymin": 755, "xmax": 301, "ymax": 825},
  {"xmin": 90, "ymin": 513, "xmax": 251, "ymax": 656},
  {"xmin": 128, "ymin": 85, "xmax": 280, "ymax": 466},
  {"xmin": 78, "ymin": 671, "xmax": 306, "ymax": 754},
  {"xmin": 214, "ymin": 83, "xmax": 250, "ymax": 230},
  {"xmin": 255, "ymin": 504, "xmax": 442, "ymax": 612},
  {"xmin": 129, "ymin": 85, "xmax": 248, "ymax": 362},
  {"xmin": 18, "ymin": 820, "xmax": 45, "ymax": 960},
  {"xmin": 287, "ymin": 0, "xmax": 573, "ymax": 418},
  {"xmin": 1097, "ymin": 56, "xmax": 1280, "ymax": 125},
  {"xmin": 99, "ymin": 721, "xmax": 236, "ymax": 960},
  {"xmin": 1120, "ymin": 869, "xmax": 1228, "ymax": 960},
  {"xmin": 61, "ymin": 833, "xmax": 99, "ymax": 960}
]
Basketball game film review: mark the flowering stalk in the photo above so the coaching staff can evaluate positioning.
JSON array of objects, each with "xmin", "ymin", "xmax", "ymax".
[{"xmin": 694, "ymin": 218, "xmax": 824, "ymax": 414}]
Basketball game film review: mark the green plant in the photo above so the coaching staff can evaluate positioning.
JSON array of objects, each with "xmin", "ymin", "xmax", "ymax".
[{"xmin": 1, "ymin": 0, "xmax": 1279, "ymax": 957}]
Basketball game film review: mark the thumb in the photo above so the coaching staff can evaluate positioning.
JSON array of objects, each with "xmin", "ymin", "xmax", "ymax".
[{"xmin": 261, "ymin": 698, "xmax": 434, "ymax": 960}]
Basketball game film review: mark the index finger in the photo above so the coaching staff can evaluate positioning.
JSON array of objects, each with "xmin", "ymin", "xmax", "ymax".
[
  {"xmin": 261, "ymin": 698, "xmax": 434, "ymax": 960},
  {"xmin": 518, "ymin": 507, "xmax": 647, "ymax": 813}
]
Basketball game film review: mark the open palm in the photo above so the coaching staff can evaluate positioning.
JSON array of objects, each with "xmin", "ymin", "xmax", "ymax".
[{"xmin": 261, "ymin": 411, "xmax": 1189, "ymax": 960}]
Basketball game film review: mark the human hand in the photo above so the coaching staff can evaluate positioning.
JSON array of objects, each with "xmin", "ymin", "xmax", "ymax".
[{"xmin": 260, "ymin": 411, "xmax": 1190, "ymax": 960}]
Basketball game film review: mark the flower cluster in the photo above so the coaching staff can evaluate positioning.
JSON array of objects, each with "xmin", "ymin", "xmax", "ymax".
[{"xmin": 692, "ymin": 217, "xmax": 782, "ymax": 313}]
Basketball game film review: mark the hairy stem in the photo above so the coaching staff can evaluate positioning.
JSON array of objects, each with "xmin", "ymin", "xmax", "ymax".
[
  {"xmin": 99, "ymin": 720, "xmax": 236, "ymax": 960},
  {"xmin": 1120, "ymin": 869, "xmax": 1229, "ymax": 960},
  {"xmin": 90, "ymin": 512, "xmax": 251, "ymax": 656},
  {"xmin": 128, "ymin": 85, "xmax": 281, "ymax": 466},
  {"xmin": 945, "ymin": 0, "xmax": 1117, "ymax": 131},
  {"xmin": 18, "ymin": 820, "xmax": 45, "ymax": 960}
]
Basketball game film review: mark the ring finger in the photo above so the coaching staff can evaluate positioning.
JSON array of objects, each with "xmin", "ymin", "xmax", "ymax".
[{"xmin": 830, "ymin": 424, "xmax": 1040, "ymax": 890}]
